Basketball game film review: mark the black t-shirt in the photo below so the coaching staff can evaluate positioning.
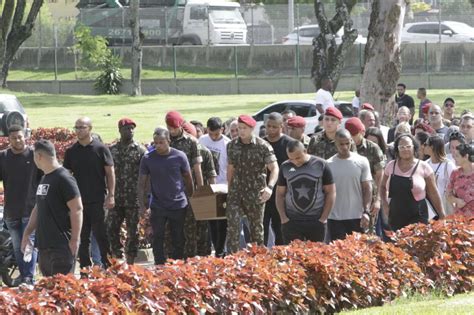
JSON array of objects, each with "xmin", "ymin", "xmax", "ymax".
[
  {"xmin": 0, "ymin": 147, "xmax": 42, "ymax": 219},
  {"xmin": 63, "ymin": 139, "xmax": 114, "ymax": 204},
  {"xmin": 264, "ymin": 134, "xmax": 291, "ymax": 166},
  {"xmin": 36, "ymin": 167, "xmax": 80, "ymax": 249},
  {"xmin": 395, "ymin": 94, "xmax": 415, "ymax": 110}
]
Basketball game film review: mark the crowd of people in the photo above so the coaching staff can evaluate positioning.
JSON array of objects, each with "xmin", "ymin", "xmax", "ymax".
[{"xmin": 0, "ymin": 81, "xmax": 472, "ymax": 285}]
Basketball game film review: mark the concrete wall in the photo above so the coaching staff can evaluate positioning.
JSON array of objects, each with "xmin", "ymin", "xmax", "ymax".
[{"xmin": 6, "ymin": 72, "xmax": 474, "ymax": 95}]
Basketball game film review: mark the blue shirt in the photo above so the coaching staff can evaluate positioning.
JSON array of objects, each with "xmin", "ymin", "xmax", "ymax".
[{"xmin": 139, "ymin": 148, "xmax": 190, "ymax": 210}]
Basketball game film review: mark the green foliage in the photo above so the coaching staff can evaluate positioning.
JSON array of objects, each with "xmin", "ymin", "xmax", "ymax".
[
  {"xmin": 74, "ymin": 25, "xmax": 123, "ymax": 94},
  {"xmin": 94, "ymin": 54, "xmax": 123, "ymax": 95},
  {"xmin": 441, "ymin": 0, "xmax": 472, "ymax": 14},
  {"xmin": 410, "ymin": 1, "xmax": 432, "ymax": 13}
]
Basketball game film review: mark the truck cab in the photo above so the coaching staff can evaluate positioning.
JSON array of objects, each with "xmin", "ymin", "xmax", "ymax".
[{"xmin": 180, "ymin": 0, "xmax": 247, "ymax": 45}]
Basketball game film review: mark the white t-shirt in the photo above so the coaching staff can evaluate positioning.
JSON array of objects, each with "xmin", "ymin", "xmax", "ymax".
[
  {"xmin": 315, "ymin": 88, "xmax": 335, "ymax": 112},
  {"xmin": 427, "ymin": 159, "xmax": 456, "ymax": 199},
  {"xmin": 199, "ymin": 134, "xmax": 231, "ymax": 184},
  {"xmin": 352, "ymin": 96, "xmax": 360, "ymax": 109},
  {"xmin": 327, "ymin": 152, "xmax": 372, "ymax": 220}
]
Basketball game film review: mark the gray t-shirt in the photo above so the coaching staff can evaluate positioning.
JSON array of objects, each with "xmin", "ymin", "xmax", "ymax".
[
  {"xmin": 327, "ymin": 152, "xmax": 372, "ymax": 220},
  {"xmin": 277, "ymin": 156, "xmax": 334, "ymax": 220}
]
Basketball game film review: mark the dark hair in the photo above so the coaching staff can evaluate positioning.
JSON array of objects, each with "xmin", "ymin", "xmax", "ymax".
[
  {"xmin": 417, "ymin": 87, "xmax": 427, "ymax": 96},
  {"xmin": 425, "ymin": 135, "xmax": 446, "ymax": 161},
  {"xmin": 34, "ymin": 139, "xmax": 56, "ymax": 157},
  {"xmin": 287, "ymin": 139, "xmax": 305, "ymax": 153},
  {"xmin": 415, "ymin": 131, "xmax": 430, "ymax": 147},
  {"xmin": 448, "ymin": 131, "xmax": 466, "ymax": 143},
  {"xmin": 206, "ymin": 117, "xmax": 223, "ymax": 131},
  {"xmin": 153, "ymin": 127, "xmax": 170, "ymax": 141},
  {"xmin": 266, "ymin": 112, "xmax": 283, "ymax": 124},
  {"xmin": 335, "ymin": 128, "xmax": 351, "ymax": 140},
  {"xmin": 444, "ymin": 97, "xmax": 455, "ymax": 105},
  {"xmin": 366, "ymin": 127, "xmax": 387, "ymax": 154},
  {"xmin": 282, "ymin": 109, "xmax": 296, "ymax": 116},
  {"xmin": 393, "ymin": 133, "xmax": 420, "ymax": 159},
  {"xmin": 455, "ymin": 143, "xmax": 474, "ymax": 162},
  {"xmin": 8, "ymin": 125, "xmax": 24, "ymax": 134},
  {"xmin": 397, "ymin": 83, "xmax": 406, "ymax": 89},
  {"xmin": 189, "ymin": 120, "xmax": 204, "ymax": 133}
]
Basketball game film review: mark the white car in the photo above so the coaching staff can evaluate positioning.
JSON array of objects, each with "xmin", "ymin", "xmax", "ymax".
[
  {"xmin": 281, "ymin": 24, "xmax": 367, "ymax": 45},
  {"xmin": 252, "ymin": 99, "xmax": 353, "ymax": 136},
  {"xmin": 401, "ymin": 21, "xmax": 474, "ymax": 43}
]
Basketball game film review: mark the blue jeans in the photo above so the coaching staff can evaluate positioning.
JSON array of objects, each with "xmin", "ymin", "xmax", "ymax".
[
  {"xmin": 90, "ymin": 232, "xmax": 102, "ymax": 266},
  {"xmin": 4, "ymin": 217, "xmax": 37, "ymax": 279}
]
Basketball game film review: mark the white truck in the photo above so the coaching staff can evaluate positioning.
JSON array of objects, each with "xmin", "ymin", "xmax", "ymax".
[{"xmin": 78, "ymin": 0, "xmax": 248, "ymax": 45}]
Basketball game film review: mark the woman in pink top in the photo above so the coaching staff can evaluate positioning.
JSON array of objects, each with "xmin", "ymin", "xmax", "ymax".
[
  {"xmin": 446, "ymin": 144, "xmax": 474, "ymax": 217},
  {"xmin": 380, "ymin": 134, "xmax": 445, "ymax": 231}
]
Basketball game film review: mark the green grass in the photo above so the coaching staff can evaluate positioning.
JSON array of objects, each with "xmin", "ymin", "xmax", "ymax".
[
  {"xmin": 7, "ymin": 67, "xmax": 243, "ymax": 81},
  {"xmin": 340, "ymin": 292, "xmax": 474, "ymax": 315},
  {"xmin": 5, "ymin": 88, "xmax": 472, "ymax": 143}
]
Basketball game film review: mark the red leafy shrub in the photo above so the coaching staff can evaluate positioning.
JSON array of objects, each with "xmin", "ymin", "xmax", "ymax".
[
  {"xmin": 394, "ymin": 216, "xmax": 474, "ymax": 295},
  {"xmin": 30, "ymin": 127, "xmax": 76, "ymax": 162}
]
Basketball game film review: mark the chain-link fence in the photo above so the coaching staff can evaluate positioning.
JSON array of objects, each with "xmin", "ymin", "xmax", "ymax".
[{"xmin": 11, "ymin": 1, "xmax": 474, "ymax": 79}]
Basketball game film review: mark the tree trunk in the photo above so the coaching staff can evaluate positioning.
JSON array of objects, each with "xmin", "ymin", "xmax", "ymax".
[
  {"xmin": 311, "ymin": 0, "xmax": 357, "ymax": 91},
  {"xmin": 130, "ymin": 0, "xmax": 143, "ymax": 96},
  {"xmin": 1, "ymin": 0, "xmax": 44, "ymax": 88},
  {"xmin": 0, "ymin": 0, "xmax": 15, "ymax": 66},
  {"xmin": 360, "ymin": 0, "xmax": 408, "ymax": 125}
]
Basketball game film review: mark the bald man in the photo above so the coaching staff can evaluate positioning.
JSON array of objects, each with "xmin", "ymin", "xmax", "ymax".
[
  {"xmin": 63, "ymin": 117, "xmax": 115, "ymax": 269},
  {"xmin": 428, "ymin": 105, "xmax": 449, "ymax": 139}
]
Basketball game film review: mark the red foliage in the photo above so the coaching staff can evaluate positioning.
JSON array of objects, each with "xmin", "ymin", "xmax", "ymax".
[{"xmin": 394, "ymin": 216, "xmax": 474, "ymax": 295}]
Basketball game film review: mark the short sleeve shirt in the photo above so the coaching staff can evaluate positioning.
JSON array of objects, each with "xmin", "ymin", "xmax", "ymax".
[
  {"xmin": 447, "ymin": 168, "xmax": 474, "ymax": 217},
  {"xmin": 198, "ymin": 143, "xmax": 217, "ymax": 184},
  {"xmin": 315, "ymin": 88, "xmax": 335, "ymax": 112},
  {"xmin": 384, "ymin": 159, "xmax": 433, "ymax": 201},
  {"xmin": 63, "ymin": 139, "xmax": 114, "ymax": 204},
  {"xmin": 36, "ymin": 167, "xmax": 81, "ymax": 250},
  {"xmin": 139, "ymin": 148, "xmax": 190, "ymax": 210},
  {"xmin": 278, "ymin": 156, "xmax": 333, "ymax": 220},
  {"xmin": 170, "ymin": 131, "xmax": 202, "ymax": 167},
  {"xmin": 328, "ymin": 153, "xmax": 372, "ymax": 220},
  {"xmin": 199, "ymin": 134, "xmax": 231, "ymax": 184}
]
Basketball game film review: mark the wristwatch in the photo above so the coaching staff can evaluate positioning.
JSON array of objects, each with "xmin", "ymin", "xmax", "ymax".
[{"xmin": 267, "ymin": 184, "xmax": 274, "ymax": 190}]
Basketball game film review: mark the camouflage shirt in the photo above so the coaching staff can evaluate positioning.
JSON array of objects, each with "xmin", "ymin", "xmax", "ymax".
[
  {"xmin": 198, "ymin": 143, "xmax": 217, "ymax": 184},
  {"xmin": 109, "ymin": 141, "xmax": 146, "ymax": 207},
  {"xmin": 170, "ymin": 131, "xmax": 202, "ymax": 167},
  {"xmin": 227, "ymin": 136, "xmax": 277, "ymax": 202},
  {"xmin": 307, "ymin": 131, "xmax": 338, "ymax": 160},
  {"xmin": 356, "ymin": 138, "xmax": 385, "ymax": 199}
]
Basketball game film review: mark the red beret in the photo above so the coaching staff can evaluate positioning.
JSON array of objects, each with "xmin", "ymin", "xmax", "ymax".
[
  {"xmin": 422, "ymin": 103, "xmax": 432, "ymax": 115},
  {"xmin": 182, "ymin": 122, "xmax": 197, "ymax": 137},
  {"xmin": 324, "ymin": 107, "xmax": 343, "ymax": 120},
  {"xmin": 238, "ymin": 115, "xmax": 256, "ymax": 128},
  {"xmin": 118, "ymin": 118, "xmax": 136, "ymax": 128},
  {"xmin": 287, "ymin": 116, "xmax": 306, "ymax": 128},
  {"xmin": 345, "ymin": 117, "xmax": 366, "ymax": 136},
  {"xmin": 165, "ymin": 111, "xmax": 185, "ymax": 128},
  {"xmin": 362, "ymin": 103, "xmax": 374, "ymax": 111}
]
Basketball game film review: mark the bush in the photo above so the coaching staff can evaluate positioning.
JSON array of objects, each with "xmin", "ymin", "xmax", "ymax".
[{"xmin": 394, "ymin": 216, "xmax": 473, "ymax": 295}]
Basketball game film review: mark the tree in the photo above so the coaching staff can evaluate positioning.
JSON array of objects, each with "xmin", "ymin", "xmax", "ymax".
[
  {"xmin": 0, "ymin": 0, "xmax": 44, "ymax": 88},
  {"xmin": 130, "ymin": 0, "xmax": 143, "ymax": 96},
  {"xmin": 360, "ymin": 0, "xmax": 408, "ymax": 124},
  {"xmin": 311, "ymin": 0, "xmax": 358, "ymax": 91}
]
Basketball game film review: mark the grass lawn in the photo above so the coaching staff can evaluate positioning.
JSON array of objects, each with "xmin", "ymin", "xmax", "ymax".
[
  {"xmin": 340, "ymin": 292, "xmax": 474, "ymax": 315},
  {"xmin": 7, "ymin": 67, "xmax": 243, "ymax": 81},
  {"xmin": 5, "ymin": 88, "xmax": 473, "ymax": 143}
]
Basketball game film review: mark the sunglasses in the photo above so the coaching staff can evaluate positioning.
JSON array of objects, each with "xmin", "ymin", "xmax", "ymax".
[{"xmin": 444, "ymin": 103, "xmax": 455, "ymax": 108}]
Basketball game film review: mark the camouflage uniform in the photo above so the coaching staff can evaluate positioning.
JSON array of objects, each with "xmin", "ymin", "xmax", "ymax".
[
  {"xmin": 307, "ymin": 131, "xmax": 339, "ymax": 160},
  {"xmin": 108, "ymin": 141, "xmax": 146, "ymax": 259},
  {"xmin": 196, "ymin": 143, "xmax": 217, "ymax": 256},
  {"xmin": 170, "ymin": 131, "xmax": 202, "ymax": 258},
  {"xmin": 226, "ymin": 136, "xmax": 277, "ymax": 253},
  {"xmin": 355, "ymin": 138, "xmax": 385, "ymax": 200}
]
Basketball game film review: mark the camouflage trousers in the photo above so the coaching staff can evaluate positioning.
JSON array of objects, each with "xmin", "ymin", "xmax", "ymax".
[
  {"xmin": 164, "ymin": 206, "xmax": 211, "ymax": 259},
  {"xmin": 226, "ymin": 196, "xmax": 265, "ymax": 254},
  {"xmin": 107, "ymin": 205, "xmax": 140, "ymax": 259}
]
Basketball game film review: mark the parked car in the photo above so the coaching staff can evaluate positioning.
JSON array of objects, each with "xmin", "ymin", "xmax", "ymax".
[
  {"xmin": 0, "ymin": 94, "xmax": 30, "ymax": 137},
  {"xmin": 281, "ymin": 24, "xmax": 367, "ymax": 45},
  {"xmin": 252, "ymin": 99, "xmax": 353, "ymax": 136},
  {"xmin": 401, "ymin": 21, "xmax": 474, "ymax": 43}
]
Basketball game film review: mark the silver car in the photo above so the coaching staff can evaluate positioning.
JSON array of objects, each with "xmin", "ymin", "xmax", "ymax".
[
  {"xmin": 401, "ymin": 21, "xmax": 474, "ymax": 43},
  {"xmin": 281, "ymin": 24, "xmax": 367, "ymax": 45}
]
